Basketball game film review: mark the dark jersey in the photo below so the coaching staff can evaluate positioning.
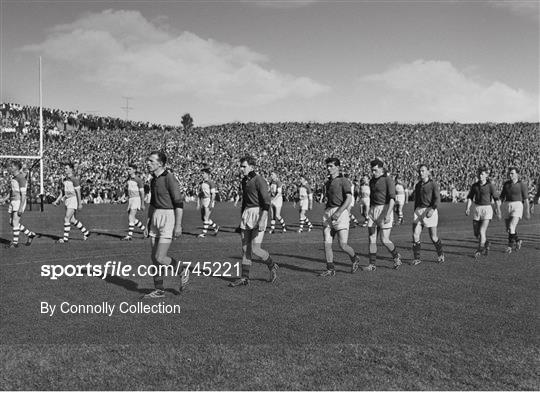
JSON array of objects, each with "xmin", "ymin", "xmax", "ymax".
[
  {"xmin": 467, "ymin": 181, "xmax": 498, "ymax": 206},
  {"xmin": 500, "ymin": 180, "xmax": 528, "ymax": 203},
  {"xmin": 241, "ymin": 171, "xmax": 271, "ymax": 212},
  {"xmin": 414, "ymin": 179, "xmax": 440, "ymax": 209},
  {"xmin": 369, "ymin": 174, "xmax": 395, "ymax": 206},
  {"xmin": 324, "ymin": 175, "xmax": 352, "ymax": 208}
]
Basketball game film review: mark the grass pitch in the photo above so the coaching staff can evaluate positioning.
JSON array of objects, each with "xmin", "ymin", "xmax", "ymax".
[{"xmin": 0, "ymin": 202, "xmax": 539, "ymax": 390}]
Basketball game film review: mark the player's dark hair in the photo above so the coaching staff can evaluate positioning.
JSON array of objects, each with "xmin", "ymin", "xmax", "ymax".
[
  {"xmin": 325, "ymin": 157, "xmax": 340, "ymax": 167},
  {"xmin": 202, "ymin": 167, "xmax": 211, "ymax": 174},
  {"xmin": 508, "ymin": 166, "xmax": 519, "ymax": 174},
  {"xmin": 150, "ymin": 151, "xmax": 167, "ymax": 165},
  {"xmin": 128, "ymin": 163, "xmax": 137, "ymax": 170},
  {"xmin": 239, "ymin": 155, "xmax": 256, "ymax": 166},
  {"xmin": 10, "ymin": 160, "xmax": 22, "ymax": 170},
  {"xmin": 417, "ymin": 163, "xmax": 429, "ymax": 171},
  {"xmin": 477, "ymin": 166, "xmax": 489, "ymax": 175},
  {"xmin": 370, "ymin": 158, "xmax": 384, "ymax": 168},
  {"xmin": 64, "ymin": 162, "xmax": 75, "ymax": 170}
]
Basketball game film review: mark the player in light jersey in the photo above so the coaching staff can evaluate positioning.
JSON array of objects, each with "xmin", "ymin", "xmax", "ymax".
[
  {"xmin": 395, "ymin": 175, "xmax": 406, "ymax": 225},
  {"xmin": 53, "ymin": 163, "xmax": 91, "ymax": 243},
  {"xmin": 121, "ymin": 164, "xmax": 147, "ymax": 241},
  {"xmin": 465, "ymin": 166, "xmax": 501, "ymax": 259},
  {"xmin": 268, "ymin": 172, "xmax": 287, "ymax": 234},
  {"xmin": 197, "ymin": 168, "xmax": 220, "ymax": 238},
  {"xmin": 344, "ymin": 174, "xmax": 360, "ymax": 227},
  {"xmin": 359, "ymin": 175, "xmax": 370, "ymax": 227},
  {"xmin": 297, "ymin": 176, "xmax": 314, "ymax": 232},
  {"xmin": 534, "ymin": 176, "xmax": 540, "ymax": 211},
  {"xmin": 499, "ymin": 167, "xmax": 530, "ymax": 253},
  {"xmin": 4, "ymin": 161, "xmax": 36, "ymax": 248}
]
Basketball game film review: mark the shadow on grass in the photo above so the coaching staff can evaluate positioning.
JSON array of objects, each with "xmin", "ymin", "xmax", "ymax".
[
  {"xmin": 92, "ymin": 230, "xmax": 125, "ymax": 239},
  {"xmin": 29, "ymin": 232, "xmax": 65, "ymax": 241},
  {"xmin": 103, "ymin": 275, "xmax": 146, "ymax": 294}
]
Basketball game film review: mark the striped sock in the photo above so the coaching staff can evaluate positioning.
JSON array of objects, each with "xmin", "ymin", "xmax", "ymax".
[
  {"xmin": 270, "ymin": 220, "xmax": 276, "ymax": 231},
  {"xmin": 73, "ymin": 220, "xmax": 90, "ymax": 236},
  {"xmin": 277, "ymin": 216, "xmax": 286, "ymax": 229},
  {"xmin": 19, "ymin": 224, "xmax": 33, "ymax": 237},
  {"xmin": 134, "ymin": 219, "xmax": 146, "ymax": 231},
  {"xmin": 299, "ymin": 219, "xmax": 304, "ymax": 230},
  {"xmin": 128, "ymin": 223, "xmax": 134, "ymax": 237},
  {"xmin": 12, "ymin": 227, "xmax": 20, "ymax": 244},
  {"xmin": 306, "ymin": 218, "xmax": 313, "ymax": 229},
  {"xmin": 63, "ymin": 223, "xmax": 71, "ymax": 241},
  {"xmin": 208, "ymin": 220, "xmax": 217, "ymax": 230},
  {"xmin": 202, "ymin": 221, "xmax": 209, "ymax": 234}
]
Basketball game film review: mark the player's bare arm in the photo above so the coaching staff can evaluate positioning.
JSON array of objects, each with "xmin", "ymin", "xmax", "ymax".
[{"xmin": 332, "ymin": 193, "xmax": 352, "ymax": 221}]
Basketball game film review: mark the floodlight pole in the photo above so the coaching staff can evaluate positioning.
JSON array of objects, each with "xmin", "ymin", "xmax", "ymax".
[{"xmin": 39, "ymin": 57, "xmax": 44, "ymax": 211}]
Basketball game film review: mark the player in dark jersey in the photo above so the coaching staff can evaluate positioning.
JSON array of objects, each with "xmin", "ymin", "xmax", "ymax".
[
  {"xmin": 410, "ymin": 164, "xmax": 445, "ymax": 266},
  {"xmin": 143, "ymin": 151, "xmax": 189, "ymax": 298},
  {"xmin": 499, "ymin": 167, "xmax": 530, "ymax": 253},
  {"xmin": 52, "ymin": 163, "xmax": 91, "ymax": 243},
  {"xmin": 4, "ymin": 161, "xmax": 36, "ymax": 248},
  {"xmin": 319, "ymin": 158, "xmax": 362, "ymax": 276},
  {"xmin": 229, "ymin": 156, "xmax": 278, "ymax": 287},
  {"xmin": 362, "ymin": 158, "xmax": 402, "ymax": 271},
  {"xmin": 465, "ymin": 166, "xmax": 501, "ymax": 259}
]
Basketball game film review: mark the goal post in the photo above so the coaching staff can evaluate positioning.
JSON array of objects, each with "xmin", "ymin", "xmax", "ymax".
[{"xmin": 0, "ymin": 57, "xmax": 45, "ymax": 211}]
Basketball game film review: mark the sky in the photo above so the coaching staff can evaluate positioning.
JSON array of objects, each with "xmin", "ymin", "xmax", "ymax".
[{"xmin": 1, "ymin": 0, "xmax": 538, "ymax": 126}]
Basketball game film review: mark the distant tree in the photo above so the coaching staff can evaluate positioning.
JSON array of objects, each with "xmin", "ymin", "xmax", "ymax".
[{"xmin": 181, "ymin": 113, "xmax": 193, "ymax": 131}]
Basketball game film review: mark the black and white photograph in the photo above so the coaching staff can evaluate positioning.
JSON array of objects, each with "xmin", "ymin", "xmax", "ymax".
[{"xmin": 0, "ymin": 0, "xmax": 539, "ymax": 390}]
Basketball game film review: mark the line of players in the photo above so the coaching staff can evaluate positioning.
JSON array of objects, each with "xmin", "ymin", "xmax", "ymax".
[{"xmin": 2, "ymin": 158, "xmax": 536, "ymax": 266}]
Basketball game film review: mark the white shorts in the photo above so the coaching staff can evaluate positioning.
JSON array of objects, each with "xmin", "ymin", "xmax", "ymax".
[
  {"xmin": 367, "ymin": 204, "xmax": 393, "ymax": 229},
  {"xmin": 505, "ymin": 201, "xmax": 523, "ymax": 219},
  {"xmin": 149, "ymin": 209, "xmax": 175, "ymax": 239},
  {"xmin": 323, "ymin": 207, "xmax": 350, "ymax": 231},
  {"xmin": 8, "ymin": 200, "xmax": 21, "ymax": 214},
  {"xmin": 473, "ymin": 205, "xmax": 493, "ymax": 221},
  {"xmin": 299, "ymin": 199, "xmax": 309, "ymax": 211},
  {"xmin": 396, "ymin": 194, "xmax": 406, "ymax": 206},
  {"xmin": 64, "ymin": 196, "xmax": 78, "ymax": 209},
  {"xmin": 413, "ymin": 207, "xmax": 439, "ymax": 228},
  {"xmin": 360, "ymin": 198, "xmax": 370, "ymax": 209},
  {"xmin": 127, "ymin": 197, "xmax": 141, "ymax": 211},
  {"xmin": 240, "ymin": 207, "xmax": 267, "ymax": 230},
  {"xmin": 199, "ymin": 197, "xmax": 211, "ymax": 209},
  {"xmin": 271, "ymin": 198, "xmax": 283, "ymax": 210}
]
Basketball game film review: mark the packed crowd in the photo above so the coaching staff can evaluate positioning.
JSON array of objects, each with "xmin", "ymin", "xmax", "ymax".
[{"xmin": 1, "ymin": 103, "xmax": 539, "ymax": 204}]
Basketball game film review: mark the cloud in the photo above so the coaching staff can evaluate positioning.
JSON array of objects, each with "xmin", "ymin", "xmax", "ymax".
[
  {"xmin": 359, "ymin": 60, "xmax": 538, "ymax": 122},
  {"xmin": 21, "ymin": 9, "xmax": 328, "ymax": 106},
  {"xmin": 246, "ymin": 0, "xmax": 318, "ymax": 8},
  {"xmin": 488, "ymin": 0, "xmax": 539, "ymax": 20}
]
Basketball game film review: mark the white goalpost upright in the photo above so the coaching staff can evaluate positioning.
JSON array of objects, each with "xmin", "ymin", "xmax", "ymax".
[{"xmin": 0, "ymin": 57, "xmax": 45, "ymax": 210}]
